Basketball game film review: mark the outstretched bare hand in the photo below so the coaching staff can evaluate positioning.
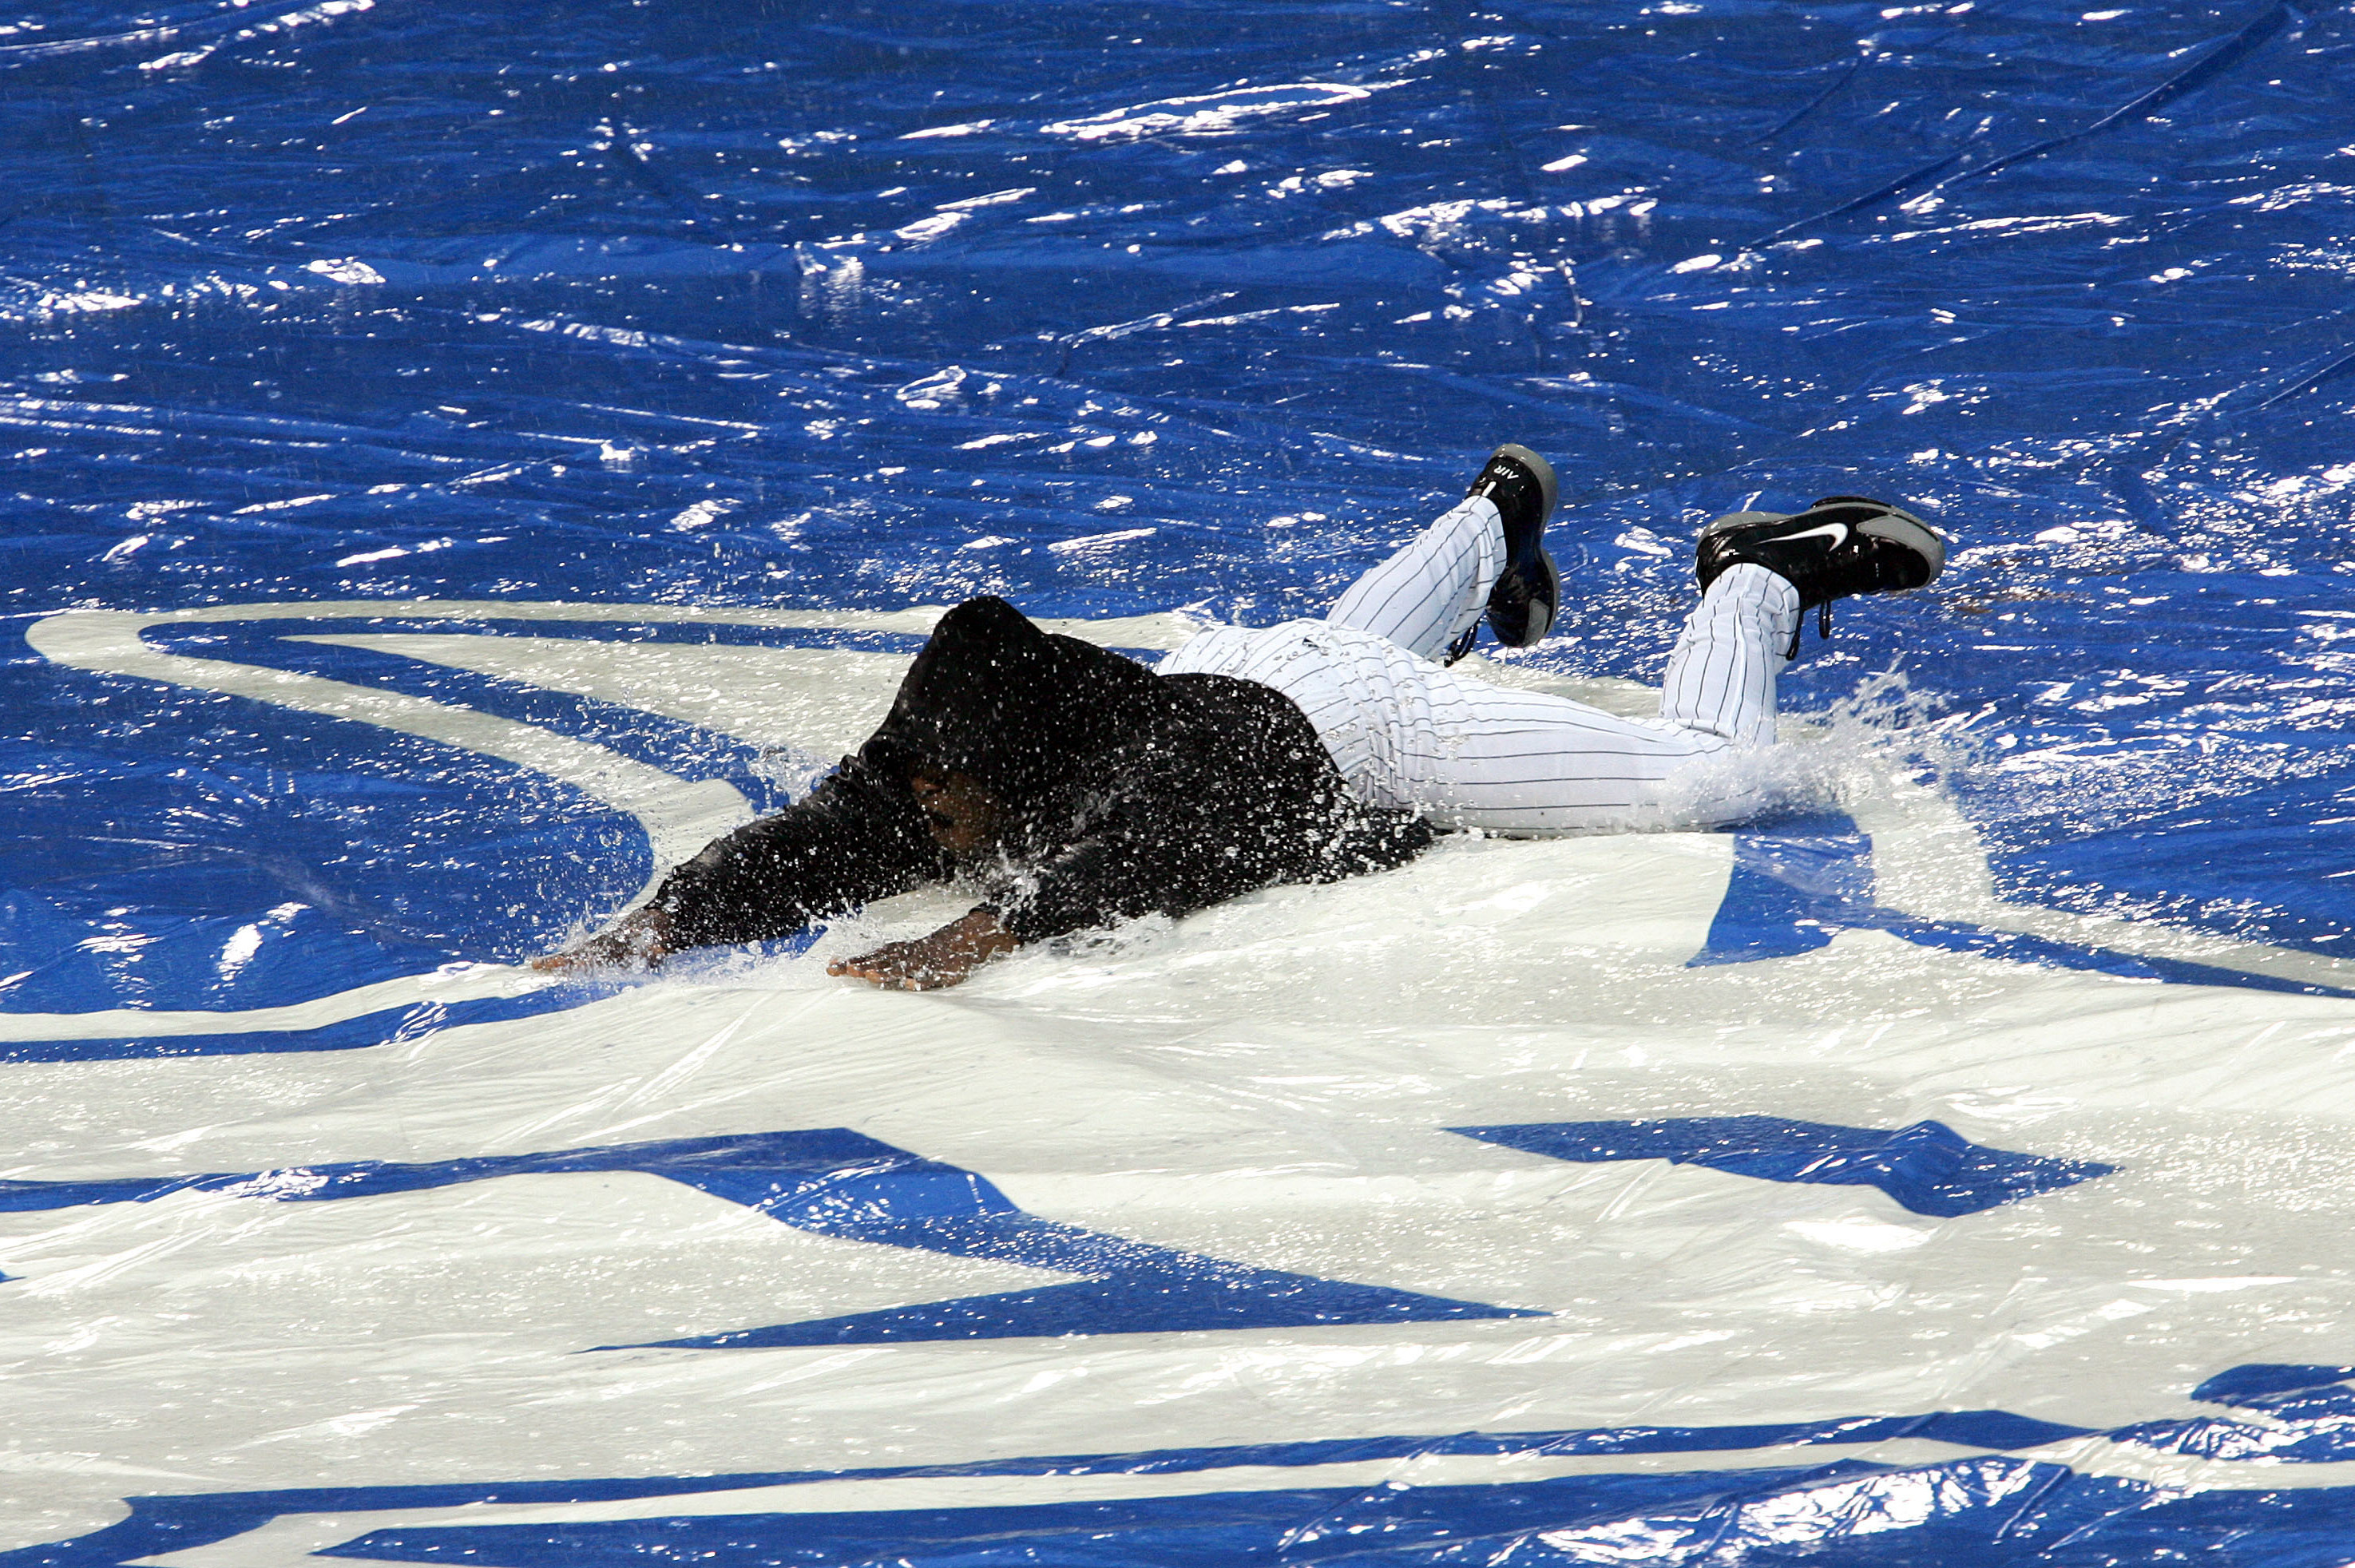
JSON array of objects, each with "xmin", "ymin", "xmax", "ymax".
[
  {"xmin": 828, "ymin": 909, "xmax": 1017, "ymax": 991},
  {"xmin": 531, "ymin": 906, "xmax": 673, "ymax": 973}
]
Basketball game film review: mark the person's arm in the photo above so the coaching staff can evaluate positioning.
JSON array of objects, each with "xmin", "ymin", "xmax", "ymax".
[
  {"xmin": 819, "ymin": 740, "xmax": 1216, "ymax": 991},
  {"xmin": 531, "ymin": 901, "xmax": 676, "ymax": 972},
  {"xmin": 825, "ymin": 778, "xmax": 1430, "ymax": 988},
  {"xmin": 816, "ymin": 821, "xmax": 1197, "ymax": 993},
  {"xmin": 535, "ymin": 750, "xmax": 949, "ymax": 970},
  {"xmin": 977, "ymin": 723, "xmax": 1435, "ymax": 948},
  {"xmin": 992, "ymin": 808, "xmax": 1259, "ymax": 942},
  {"xmin": 819, "ymin": 678, "xmax": 1434, "ymax": 992},
  {"xmin": 824, "ymin": 908, "xmax": 1018, "ymax": 989}
]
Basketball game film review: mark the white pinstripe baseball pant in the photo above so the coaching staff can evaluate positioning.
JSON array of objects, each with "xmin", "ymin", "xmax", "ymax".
[{"xmin": 1160, "ymin": 495, "xmax": 1802, "ymax": 834}]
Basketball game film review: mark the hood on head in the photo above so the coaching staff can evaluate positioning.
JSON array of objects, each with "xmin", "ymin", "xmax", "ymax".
[{"xmin": 866, "ymin": 596, "xmax": 1163, "ymax": 808}]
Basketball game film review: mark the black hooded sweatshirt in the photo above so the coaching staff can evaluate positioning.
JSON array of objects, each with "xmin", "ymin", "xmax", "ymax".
[{"xmin": 652, "ymin": 596, "xmax": 1434, "ymax": 950}]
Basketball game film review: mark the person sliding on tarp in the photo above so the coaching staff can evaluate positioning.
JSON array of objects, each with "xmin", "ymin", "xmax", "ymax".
[{"xmin": 537, "ymin": 445, "xmax": 1945, "ymax": 988}]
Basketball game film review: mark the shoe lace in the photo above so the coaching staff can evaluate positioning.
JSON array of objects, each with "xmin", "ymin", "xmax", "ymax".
[{"xmin": 1788, "ymin": 600, "xmax": 1832, "ymax": 660}]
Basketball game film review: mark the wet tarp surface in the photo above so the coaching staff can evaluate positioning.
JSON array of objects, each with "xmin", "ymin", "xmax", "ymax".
[{"xmin": 6, "ymin": 1, "xmax": 2355, "ymax": 1562}]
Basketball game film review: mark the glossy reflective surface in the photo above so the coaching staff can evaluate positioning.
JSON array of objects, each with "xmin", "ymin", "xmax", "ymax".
[{"xmin": 6, "ymin": 3, "xmax": 2355, "ymax": 1563}]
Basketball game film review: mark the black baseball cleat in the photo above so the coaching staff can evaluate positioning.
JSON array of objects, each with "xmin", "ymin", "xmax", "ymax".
[
  {"xmin": 1446, "ymin": 443, "xmax": 1560, "ymax": 664},
  {"xmin": 1695, "ymin": 494, "xmax": 1946, "ymax": 655}
]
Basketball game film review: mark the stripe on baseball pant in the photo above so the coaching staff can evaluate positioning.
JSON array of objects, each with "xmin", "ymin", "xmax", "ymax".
[
  {"xmin": 1322, "ymin": 495, "xmax": 1504, "ymax": 662},
  {"xmin": 1163, "ymin": 567, "xmax": 1799, "ymax": 834}
]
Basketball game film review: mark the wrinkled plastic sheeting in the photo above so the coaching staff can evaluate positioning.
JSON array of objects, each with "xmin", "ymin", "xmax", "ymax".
[{"xmin": 7, "ymin": 2, "xmax": 2355, "ymax": 1565}]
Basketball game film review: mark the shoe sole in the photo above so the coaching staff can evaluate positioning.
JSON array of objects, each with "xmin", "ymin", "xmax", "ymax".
[
  {"xmin": 1488, "ymin": 442, "xmax": 1558, "ymax": 525},
  {"xmin": 1855, "ymin": 508, "xmax": 1947, "ymax": 584},
  {"xmin": 1522, "ymin": 552, "xmax": 1558, "ymax": 643},
  {"xmin": 1485, "ymin": 444, "xmax": 1559, "ymax": 648},
  {"xmin": 1699, "ymin": 505, "xmax": 1947, "ymax": 587},
  {"xmin": 1699, "ymin": 509, "xmax": 1788, "ymax": 537}
]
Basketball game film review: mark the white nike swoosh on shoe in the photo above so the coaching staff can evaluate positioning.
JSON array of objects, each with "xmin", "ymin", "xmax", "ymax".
[{"xmin": 1778, "ymin": 521, "xmax": 1850, "ymax": 547}]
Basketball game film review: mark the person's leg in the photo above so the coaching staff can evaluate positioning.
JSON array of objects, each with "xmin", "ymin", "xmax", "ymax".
[
  {"xmin": 1656, "ymin": 562, "xmax": 1802, "ymax": 749},
  {"xmin": 1322, "ymin": 493, "xmax": 1503, "ymax": 663},
  {"xmin": 1366, "ymin": 563, "xmax": 1798, "ymax": 832},
  {"xmin": 1182, "ymin": 496, "xmax": 1941, "ymax": 837},
  {"xmin": 1198, "ymin": 562, "xmax": 1799, "ymax": 835},
  {"xmin": 1321, "ymin": 445, "xmax": 1559, "ymax": 663}
]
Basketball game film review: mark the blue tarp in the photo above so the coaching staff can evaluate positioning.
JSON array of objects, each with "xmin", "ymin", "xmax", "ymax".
[{"xmin": 6, "ymin": 2, "xmax": 2355, "ymax": 1562}]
